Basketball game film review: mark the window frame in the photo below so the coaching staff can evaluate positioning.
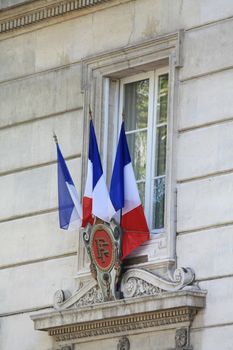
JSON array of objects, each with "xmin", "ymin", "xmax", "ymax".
[
  {"xmin": 79, "ymin": 32, "xmax": 183, "ymax": 274},
  {"xmin": 118, "ymin": 68, "xmax": 169, "ymax": 235}
]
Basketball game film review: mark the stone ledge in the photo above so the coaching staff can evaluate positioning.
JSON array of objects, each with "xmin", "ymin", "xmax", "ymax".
[{"xmin": 31, "ymin": 289, "xmax": 206, "ymax": 342}]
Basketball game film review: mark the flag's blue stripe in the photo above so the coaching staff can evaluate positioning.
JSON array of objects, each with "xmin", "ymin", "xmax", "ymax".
[
  {"xmin": 88, "ymin": 120, "xmax": 103, "ymax": 189},
  {"xmin": 57, "ymin": 144, "xmax": 74, "ymax": 185},
  {"xmin": 57, "ymin": 144, "xmax": 74, "ymax": 229},
  {"xmin": 110, "ymin": 122, "xmax": 131, "ymax": 211}
]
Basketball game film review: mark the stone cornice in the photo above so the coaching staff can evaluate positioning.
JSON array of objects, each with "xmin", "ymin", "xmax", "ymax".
[
  {"xmin": 0, "ymin": 0, "xmax": 112, "ymax": 34},
  {"xmin": 31, "ymin": 290, "xmax": 206, "ymax": 342},
  {"xmin": 50, "ymin": 307, "xmax": 197, "ymax": 342}
]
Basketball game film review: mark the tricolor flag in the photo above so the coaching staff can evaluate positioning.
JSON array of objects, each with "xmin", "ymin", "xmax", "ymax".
[
  {"xmin": 110, "ymin": 122, "xmax": 150, "ymax": 260},
  {"xmin": 56, "ymin": 140, "xmax": 82, "ymax": 230},
  {"xmin": 82, "ymin": 119, "xmax": 115, "ymax": 227}
]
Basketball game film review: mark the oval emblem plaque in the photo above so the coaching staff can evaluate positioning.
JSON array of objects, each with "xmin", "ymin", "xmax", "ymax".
[{"xmin": 91, "ymin": 226, "xmax": 114, "ymax": 271}]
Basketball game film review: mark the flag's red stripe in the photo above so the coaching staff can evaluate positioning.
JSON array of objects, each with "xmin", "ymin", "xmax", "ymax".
[
  {"xmin": 82, "ymin": 196, "xmax": 94, "ymax": 227},
  {"xmin": 121, "ymin": 205, "xmax": 149, "ymax": 260}
]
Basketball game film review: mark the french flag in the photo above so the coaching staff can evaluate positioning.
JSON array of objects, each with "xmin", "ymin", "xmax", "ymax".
[
  {"xmin": 110, "ymin": 122, "xmax": 150, "ymax": 260},
  {"xmin": 56, "ymin": 141, "xmax": 82, "ymax": 230},
  {"xmin": 82, "ymin": 120, "xmax": 115, "ymax": 227}
]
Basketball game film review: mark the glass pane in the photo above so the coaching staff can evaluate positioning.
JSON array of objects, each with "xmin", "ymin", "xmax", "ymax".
[
  {"xmin": 126, "ymin": 131, "xmax": 147, "ymax": 181},
  {"xmin": 124, "ymin": 79, "xmax": 149, "ymax": 131},
  {"xmin": 153, "ymin": 177, "xmax": 165, "ymax": 230},
  {"xmin": 157, "ymin": 74, "xmax": 168, "ymax": 124},
  {"xmin": 137, "ymin": 181, "xmax": 145, "ymax": 208},
  {"xmin": 155, "ymin": 125, "xmax": 167, "ymax": 177}
]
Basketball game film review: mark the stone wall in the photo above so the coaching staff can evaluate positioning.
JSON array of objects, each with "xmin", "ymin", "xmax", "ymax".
[{"xmin": 1, "ymin": 0, "xmax": 233, "ymax": 349}]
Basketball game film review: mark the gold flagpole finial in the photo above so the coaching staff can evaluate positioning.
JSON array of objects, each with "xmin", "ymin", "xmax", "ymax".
[
  {"xmin": 89, "ymin": 105, "xmax": 93, "ymax": 120},
  {"xmin": 53, "ymin": 132, "xmax": 58, "ymax": 144}
]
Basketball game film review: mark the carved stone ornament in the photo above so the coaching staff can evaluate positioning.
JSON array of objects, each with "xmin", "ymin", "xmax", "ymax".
[
  {"xmin": 52, "ymin": 220, "xmax": 122, "ymax": 310},
  {"xmin": 121, "ymin": 267, "xmax": 196, "ymax": 299},
  {"xmin": 54, "ymin": 289, "xmax": 65, "ymax": 308},
  {"xmin": 83, "ymin": 219, "xmax": 122, "ymax": 301},
  {"xmin": 175, "ymin": 328, "xmax": 187, "ymax": 348},
  {"xmin": 52, "ymin": 266, "xmax": 197, "ymax": 312},
  {"xmin": 172, "ymin": 327, "xmax": 193, "ymax": 350},
  {"xmin": 117, "ymin": 336, "xmax": 130, "ymax": 350},
  {"xmin": 53, "ymin": 279, "xmax": 98, "ymax": 311},
  {"xmin": 52, "ymin": 220, "xmax": 197, "ymax": 310},
  {"xmin": 74, "ymin": 286, "xmax": 103, "ymax": 307},
  {"xmin": 52, "ymin": 249, "xmax": 197, "ymax": 310}
]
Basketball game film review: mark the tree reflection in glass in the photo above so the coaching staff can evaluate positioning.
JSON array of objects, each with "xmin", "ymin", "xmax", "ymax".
[{"xmin": 124, "ymin": 79, "xmax": 149, "ymax": 204}]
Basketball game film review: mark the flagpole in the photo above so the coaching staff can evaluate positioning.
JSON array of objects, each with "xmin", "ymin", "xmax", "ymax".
[{"xmin": 120, "ymin": 112, "xmax": 126, "ymax": 227}]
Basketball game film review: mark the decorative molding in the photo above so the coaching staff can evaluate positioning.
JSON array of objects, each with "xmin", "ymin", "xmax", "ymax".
[
  {"xmin": 53, "ymin": 267, "xmax": 195, "ymax": 311},
  {"xmin": 31, "ymin": 289, "xmax": 206, "ymax": 343},
  {"xmin": 53, "ymin": 278, "xmax": 98, "ymax": 310},
  {"xmin": 49, "ymin": 307, "xmax": 197, "ymax": 342},
  {"xmin": 74, "ymin": 286, "xmax": 104, "ymax": 307},
  {"xmin": 81, "ymin": 31, "xmax": 184, "ymax": 91},
  {"xmin": 121, "ymin": 267, "xmax": 195, "ymax": 298},
  {"xmin": 122, "ymin": 277, "xmax": 165, "ymax": 298},
  {"xmin": 0, "ymin": 0, "xmax": 112, "ymax": 34}
]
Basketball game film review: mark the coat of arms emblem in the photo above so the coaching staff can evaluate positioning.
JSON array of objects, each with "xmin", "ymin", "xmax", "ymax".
[{"xmin": 83, "ymin": 219, "xmax": 122, "ymax": 301}]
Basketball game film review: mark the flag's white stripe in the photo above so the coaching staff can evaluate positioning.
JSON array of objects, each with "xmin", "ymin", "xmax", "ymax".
[
  {"xmin": 93, "ymin": 175, "xmax": 115, "ymax": 222},
  {"xmin": 84, "ymin": 160, "xmax": 93, "ymax": 198},
  {"xmin": 122, "ymin": 163, "xmax": 141, "ymax": 215},
  {"xmin": 66, "ymin": 182, "xmax": 83, "ymax": 220},
  {"xmin": 68, "ymin": 207, "xmax": 82, "ymax": 231}
]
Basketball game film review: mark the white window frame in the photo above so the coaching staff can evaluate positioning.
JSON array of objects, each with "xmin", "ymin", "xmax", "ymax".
[
  {"xmin": 79, "ymin": 31, "xmax": 183, "ymax": 276},
  {"xmin": 118, "ymin": 68, "xmax": 169, "ymax": 236}
]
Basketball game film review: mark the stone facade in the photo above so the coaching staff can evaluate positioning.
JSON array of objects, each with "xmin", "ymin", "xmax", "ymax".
[{"xmin": 1, "ymin": 1, "xmax": 233, "ymax": 349}]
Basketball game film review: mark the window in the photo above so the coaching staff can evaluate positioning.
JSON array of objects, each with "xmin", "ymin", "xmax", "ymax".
[
  {"xmin": 119, "ymin": 69, "xmax": 169, "ymax": 234},
  {"xmin": 80, "ymin": 32, "xmax": 182, "ymax": 273}
]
